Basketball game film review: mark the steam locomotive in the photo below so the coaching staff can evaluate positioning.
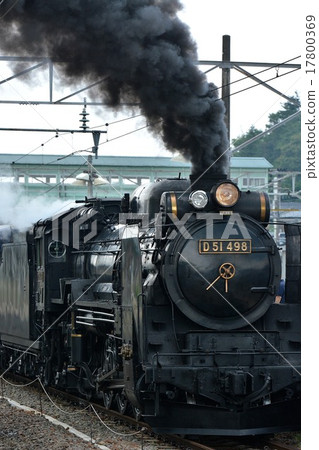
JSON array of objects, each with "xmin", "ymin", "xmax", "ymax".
[{"xmin": 0, "ymin": 169, "xmax": 301, "ymax": 435}]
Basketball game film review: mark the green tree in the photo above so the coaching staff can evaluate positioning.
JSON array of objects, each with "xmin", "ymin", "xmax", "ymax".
[
  {"xmin": 232, "ymin": 94, "xmax": 301, "ymax": 173},
  {"xmin": 232, "ymin": 125, "xmax": 265, "ymax": 157},
  {"xmin": 267, "ymin": 95, "xmax": 301, "ymax": 128}
]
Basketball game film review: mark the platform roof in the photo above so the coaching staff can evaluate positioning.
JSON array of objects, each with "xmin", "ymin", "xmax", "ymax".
[{"xmin": 0, "ymin": 153, "xmax": 272, "ymax": 169}]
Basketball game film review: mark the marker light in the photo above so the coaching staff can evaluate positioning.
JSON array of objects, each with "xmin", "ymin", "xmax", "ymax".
[
  {"xmin": 189, "ymin": 190, "xmax": 209, "ymax": 209},
  {"xmin": 215, "ymin": 182, "xmax": 240, "ymax": 207}
]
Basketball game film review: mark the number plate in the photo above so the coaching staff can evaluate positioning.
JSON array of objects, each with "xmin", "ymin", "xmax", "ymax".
[{"xmin": 199, "ymin": 239, "xmax": 251, "ymax": 254}]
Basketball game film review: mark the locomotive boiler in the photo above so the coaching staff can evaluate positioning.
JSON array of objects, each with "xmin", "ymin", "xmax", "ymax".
[{"xmin": 0, "ymin": 168, "xmax": 301, "ymax": 435}]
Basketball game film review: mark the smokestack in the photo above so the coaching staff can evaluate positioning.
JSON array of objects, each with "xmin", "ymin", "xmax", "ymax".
[
  {"xmin": 0, "ymin": 0, "xmax": 229, "ymax": 177},
  {"xmin": 189, "ymin": 166, "xmax": 227, "ymax": 191}
]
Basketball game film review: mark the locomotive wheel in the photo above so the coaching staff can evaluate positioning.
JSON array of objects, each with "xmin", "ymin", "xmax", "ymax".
[
  {"xmin": 115, "ymin": 390, "xmax": 128, "ymax": 414},
  {"xmin": 77, "ymin": 367, "xmax": 93, "ymax": 401},
  {"xmin": 131, "ymin": 405, "xmax": 141, "ymax": 421},
  {"xmin": 102, "ymin": 390, "xmax": 114, "ymax": 409}
]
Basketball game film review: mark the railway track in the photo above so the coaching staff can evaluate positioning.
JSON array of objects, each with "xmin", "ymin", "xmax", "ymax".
[
  {"xmin": 1, "ymin": 374, "xmax": 301, "ymax": 450},
  {"xmin": 42, "ymin": 388, "xmax": 301, "ymax": 450}
]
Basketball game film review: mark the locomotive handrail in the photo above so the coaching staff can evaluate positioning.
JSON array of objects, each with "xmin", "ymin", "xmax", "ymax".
[
  {"xmin": 71, "ymin": 250, "xmax": 118, "ymax": 254},
  {"xmin": 151, "ymin": 350, "xmax": 301, "ymax": 359},
  {"xmin": 77, "ymin": 308, "xmax": 114, "ymax": 318},
  {"xmin": 76, "ymin": 316, "xmax": 115, "ymax": 323}
]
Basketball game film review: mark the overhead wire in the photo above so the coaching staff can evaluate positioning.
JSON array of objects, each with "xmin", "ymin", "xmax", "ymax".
[
  {"xmin": 1, "ymin": 47, "xmax": 301, "ymax": 203},
  {"xmin": 107, "ymin": 120, "xmax": 160, "ymax": 143},
  {"xmin": 0, "ymin": 0, "xmax": 20, "ymax": 19},
  {"xmin": 206, "ymin": 55, "xmax": 301, "ymax": 93},
  {"xmin": 12, "ymin": 133, "xmax": 69, "ymax": 164},
  {"xmin": 2, "ymin": 54, "xmax": 301, "ymax": 164},
  {"xmin": 32, "ymin": 162, "xmax": 87, "ymax": 198},
  {"xmin": 107, "ymin": 113, "xmax": 143, "ymax": 125},
  {"xmin": 10, "ymin": 91, "xmax": 299, "ymax": 200},
  {"xmin": 18, "ymin": 117, "xmax": 157, "ymax": 197},
  {"xmin": 219, "ymin": 67, "xmax": 300, "ymax": 101},
  {"xmin": 0, "ymin": 374, "xmax": 145, "ymax": 437},
  {"xmin": 85, "ymin": 61, "xmax": 299, "ymax": 146},
  {"xmin": 231, "ymin": 110, "xmax": 301, "ymax": 153}
]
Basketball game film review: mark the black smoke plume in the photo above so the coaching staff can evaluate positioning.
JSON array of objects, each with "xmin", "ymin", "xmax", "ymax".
[{"xmin": 0, "ymin": 0, "xmax": 229, "ymax": 176}]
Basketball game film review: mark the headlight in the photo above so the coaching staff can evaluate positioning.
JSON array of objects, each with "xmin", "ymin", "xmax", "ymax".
[
  {"xmin": 214, "ymin": 182, "xmax": 240, "ymax": 207},
  {"xmin": 189, "ymin": 190, "xmax": 209, "ymax": 209}
]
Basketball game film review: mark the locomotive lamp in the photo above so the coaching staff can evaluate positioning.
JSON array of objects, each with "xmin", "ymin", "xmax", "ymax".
[
  {"xmin": 213, "ymin": 181, "xmax": 240, "ymax": 207},
  {"xmin": 73, "ymin": 167, "xmax": 108, "ymax": 196},
  {"xmin": 188, "ymin": 190, "xmax": 209, "ymax": 209}
]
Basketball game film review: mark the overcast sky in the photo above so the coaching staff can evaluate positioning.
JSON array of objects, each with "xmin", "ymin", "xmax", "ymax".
[{"xmin": 0, "ymin": 0, "xmax": 308, "ymax": 159}]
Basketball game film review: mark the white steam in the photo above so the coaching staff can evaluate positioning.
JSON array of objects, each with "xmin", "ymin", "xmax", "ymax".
[{"xmin": 0, "ymin": 183, "xmax": 75, "ymax": 231}]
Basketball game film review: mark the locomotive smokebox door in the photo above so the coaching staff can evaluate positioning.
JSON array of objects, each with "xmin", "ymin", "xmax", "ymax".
[{"xmin": 162, "ymin": 215, "xmax": 281, "ymax": 330}]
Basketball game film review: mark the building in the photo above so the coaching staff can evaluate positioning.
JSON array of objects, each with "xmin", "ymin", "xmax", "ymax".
[
  {"xmin": 230, "ymin": 157, "xmax": 273, "ymax": 191},
  {"xmin": 0, "ymin": 153, "xmax": 272, "ymax": 200}
]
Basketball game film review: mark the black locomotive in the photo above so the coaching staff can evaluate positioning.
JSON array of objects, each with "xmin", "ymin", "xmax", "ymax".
[{"xmin": 0, "ymin": 168, "xmax": 301, "ymax": 435}]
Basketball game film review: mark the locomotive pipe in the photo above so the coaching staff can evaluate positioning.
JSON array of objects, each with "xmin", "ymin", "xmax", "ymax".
[
  {"xmin": 77, "ymin": 308, "xmax": 114, "ymax": 318},
  {"xmin": 76, "ymin": 316, "xmax": 115, "ymax": 323}
]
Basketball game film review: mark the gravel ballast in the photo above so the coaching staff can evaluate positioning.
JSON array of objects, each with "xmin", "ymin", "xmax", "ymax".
[{"xmin": 0, "ymin": 379, "xmax": 150, "ymax": 449}]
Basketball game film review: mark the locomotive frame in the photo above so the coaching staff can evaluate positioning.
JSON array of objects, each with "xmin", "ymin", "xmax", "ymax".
[{"xmin": 0, "ymin": 170, "xmax": 301, "ymax": 435}]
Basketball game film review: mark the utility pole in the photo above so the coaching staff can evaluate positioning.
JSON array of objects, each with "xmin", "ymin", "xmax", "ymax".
[
  {"xmin": 87, "ymin": 154, "xmax": 93, "ymax": 197},
  {"xmin": 272, "ymin": 173, "xmax": 281, "ymax": 241},
  {"xmin": 80, "ymin": 100, "xmax": 93, "ymax": 197},
  {"xmin": 222, "ymin": 35, "xmax": 231, "ymax": 144},
  {"xmin": 78, "ymin": 101, "xmax": 105, "ymax": 197}
]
